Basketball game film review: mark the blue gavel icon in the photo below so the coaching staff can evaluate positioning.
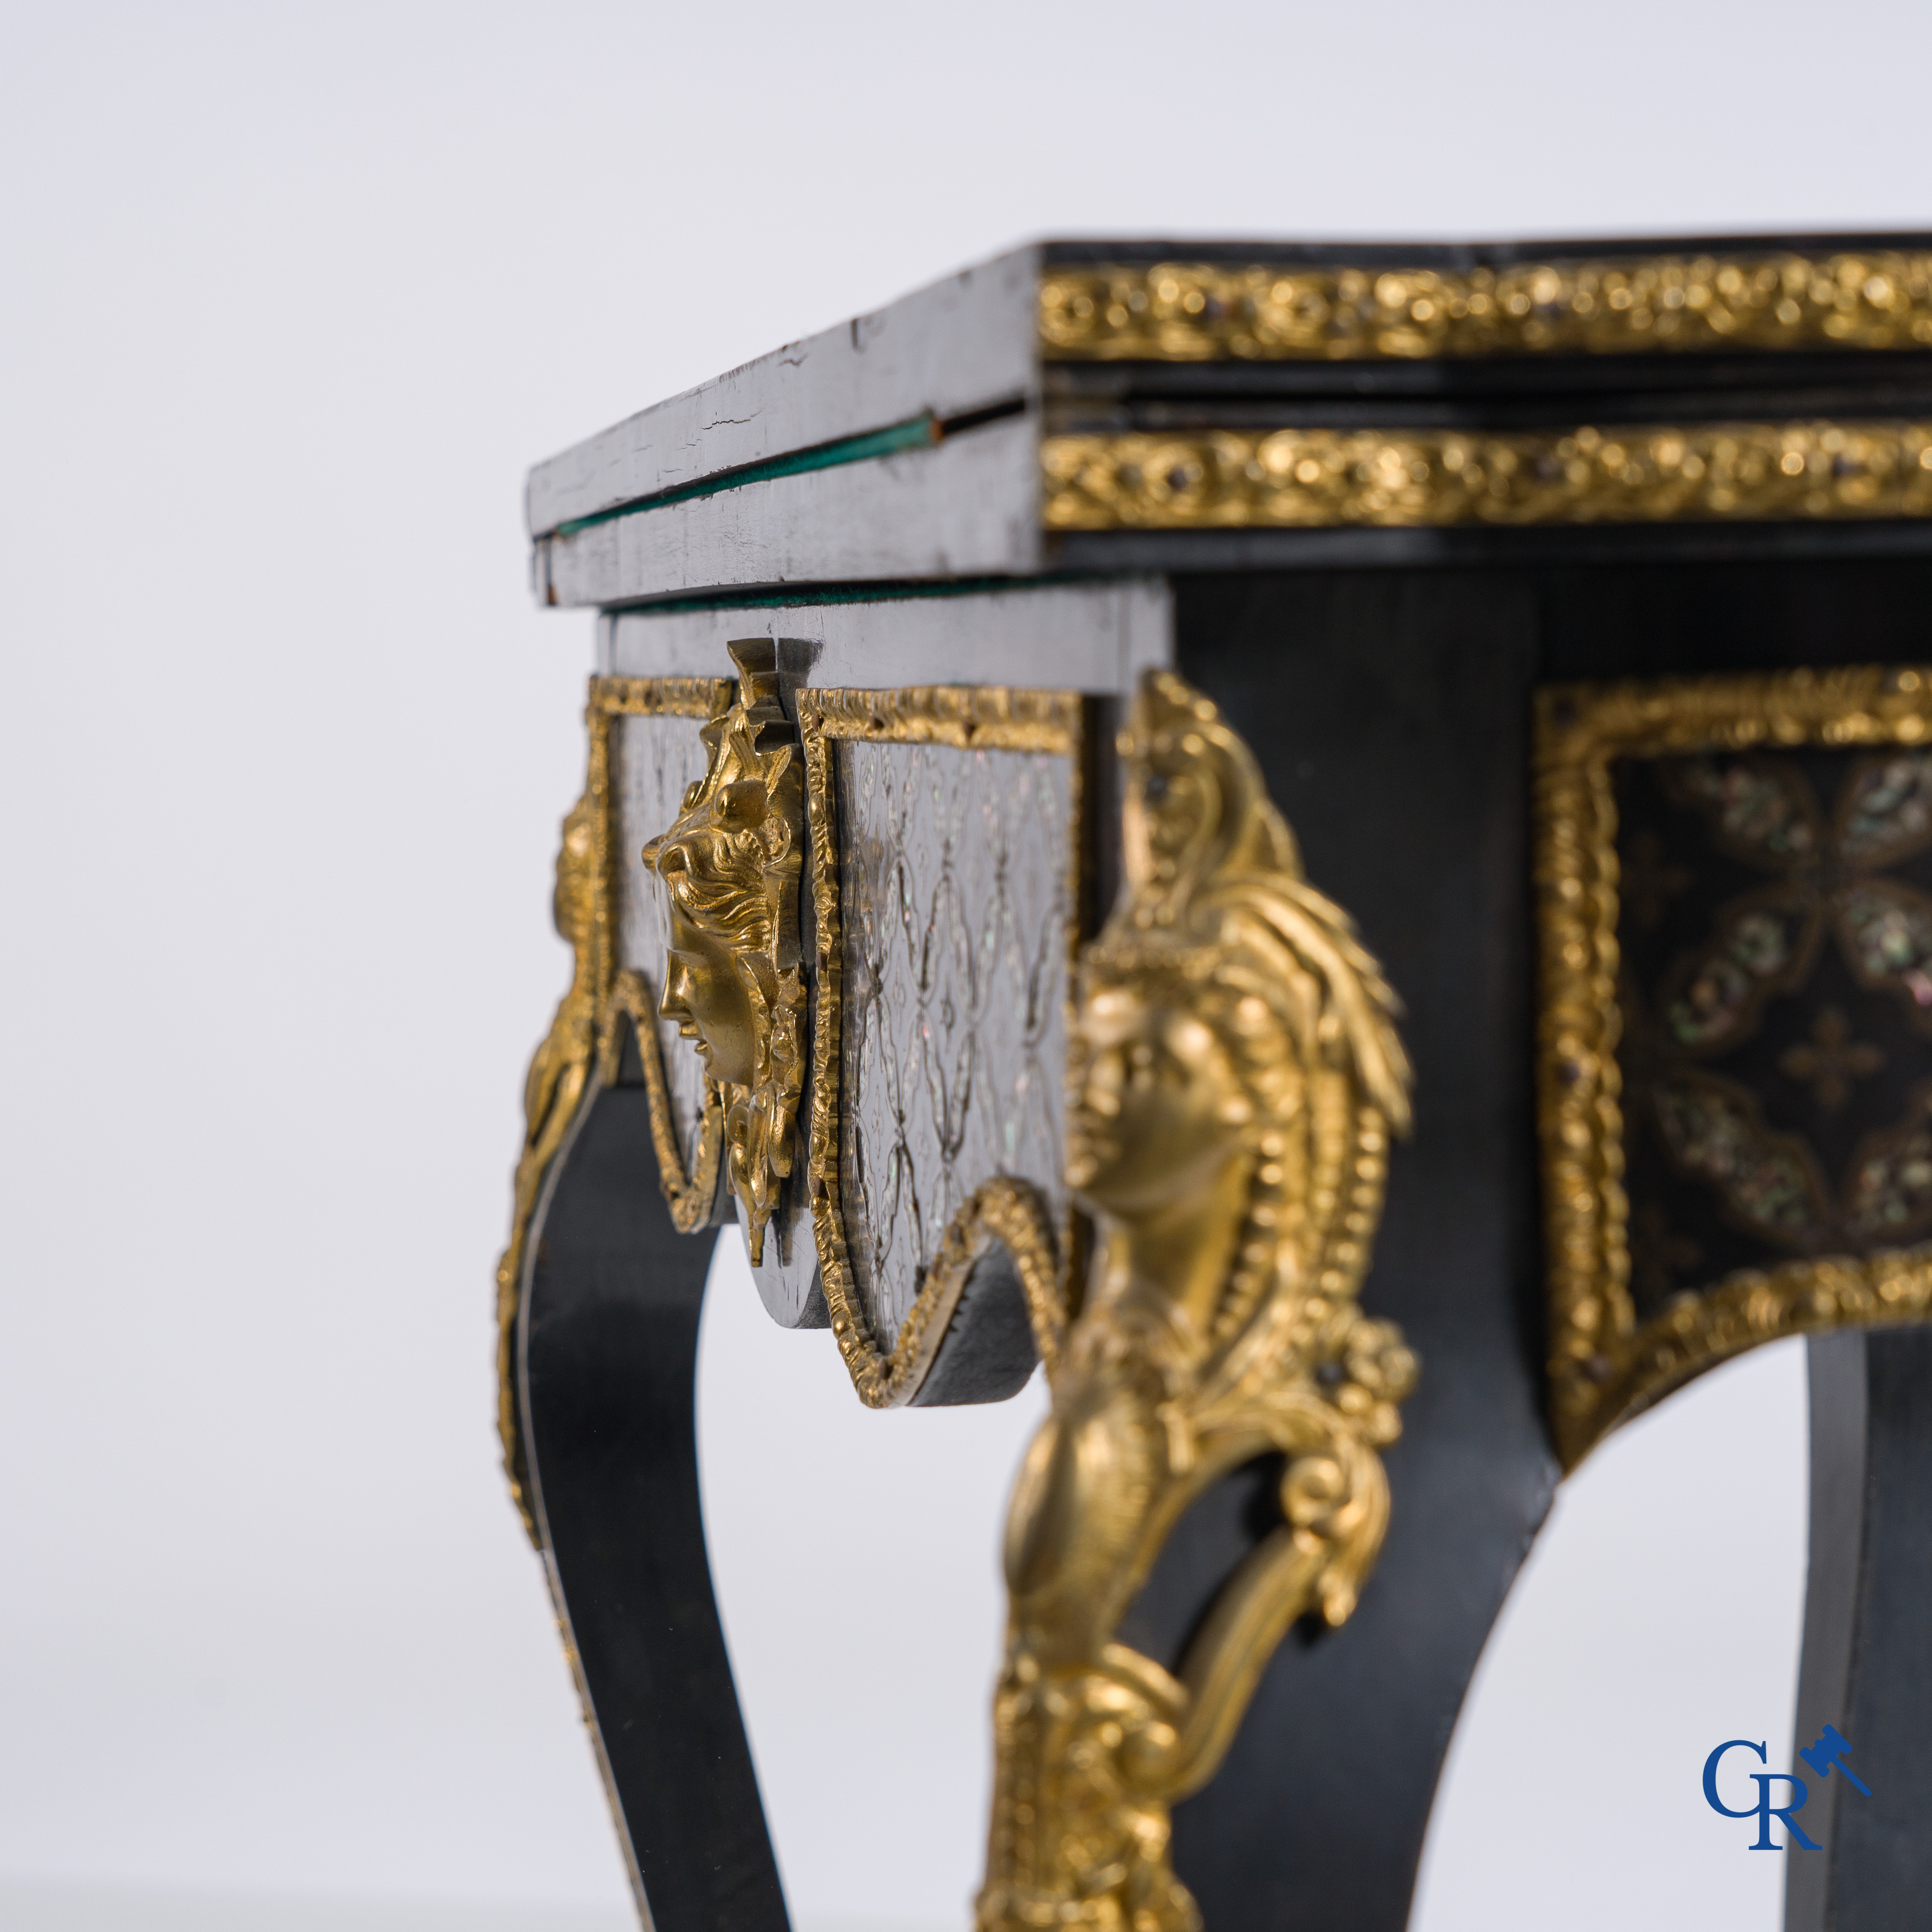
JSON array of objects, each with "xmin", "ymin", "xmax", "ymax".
[{"xmin": 1798, "ymin": 1725, "xmax": 1871, "ymax": 1797}]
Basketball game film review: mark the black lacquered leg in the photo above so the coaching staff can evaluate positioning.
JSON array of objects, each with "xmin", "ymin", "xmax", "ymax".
[
  {"xmin": 1788, "ymin": 1328, "xmax": 1932, "ymax": 1932},
  {"xmin": 518, "ymin": 1062, "xmax": 789, "ymax": 1932},
  {"xmin": 1157, "ymin": 572, "xmax": 1560, "ymax": 1932}
]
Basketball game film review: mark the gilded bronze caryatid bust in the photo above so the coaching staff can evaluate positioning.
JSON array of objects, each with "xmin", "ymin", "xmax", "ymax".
[
  {"xmin": 641, "ymin": 641, "xmax": 806, "ymax": 1263},
  {"xmin": 979, "ymin": 670, "xmax": 1417, "ymax": 1932},
  {"xmin": 494, "ymin": 792, "xmax": 599, "ymax": 1527}
]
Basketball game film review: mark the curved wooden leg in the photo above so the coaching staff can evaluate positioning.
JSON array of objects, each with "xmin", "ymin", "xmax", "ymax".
[
  {"xmin": 517, "ymin": 1054, "xmax": 789, "ymax": 1932},
  {"xmin": 1788, "ymin": 1328, "xmax": 1932, "ymax": 1931}
]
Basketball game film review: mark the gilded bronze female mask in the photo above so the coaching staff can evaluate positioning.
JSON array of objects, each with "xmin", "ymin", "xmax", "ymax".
[{"xmin": 641, "ymin": 642, "xmax": 806, "ymax": 1262}]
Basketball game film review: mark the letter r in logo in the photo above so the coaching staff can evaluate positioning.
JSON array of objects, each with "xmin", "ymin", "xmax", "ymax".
[{"xmin": 1702, "ymin": 1740, "xmax": 1820, "ymax": 1851}]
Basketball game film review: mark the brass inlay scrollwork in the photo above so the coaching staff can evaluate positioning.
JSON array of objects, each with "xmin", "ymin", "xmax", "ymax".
[
  {"xmin": 976, "ymin": 670, "xmax": 1415, "ymax": 1932},
  {"xmin": 1040, "ymin": 252, "xmax": 1932, "ymax": 361},
  {"xmin": 1537, "ymin": 666, "xmax": 1932, "ymax": 1469},
  {"xmin": 1042, "ymin": 423, "xmax": 1932, "ymax": 533},
  {"xmin": 497, "ymin": 675, "xmax": 728, "ymax": 1537},
  {"xmin": 798, "ymin": 684, "xmax": 1083, "ymax": 1406},
  {"xmin": 642, "ymin": 643, "xmax": 806, "ymax": 1265}
]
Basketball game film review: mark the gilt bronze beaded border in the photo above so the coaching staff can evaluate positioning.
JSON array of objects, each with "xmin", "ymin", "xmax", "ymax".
[
  {"xmin": 1041, "ymin": 423, "xmax": 1932, "ymax": 534},
  {"xmin": 1535, "ymin": 666, "xmax": 1932, "ymax": 1469},
  {"xmin": 1039, "ymin": 251, "xmax": 1932, "ymax": 362}
]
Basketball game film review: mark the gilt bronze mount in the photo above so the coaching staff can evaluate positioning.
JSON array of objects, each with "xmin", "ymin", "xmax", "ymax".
[
  {"xmin": 1039, "ymin": 250, "xmax": 1932, "ymax": 362},
  {"xmin": 1042, "ymin": 423, "xmax": 1932, "ymax": 535},
  {"xmin": 978, "ymin": 671, "xmax": 1415, "ymax": 1931},
  {"xmin": 642, "ymin": 642, "xmax": 807, "ymax": 1265}
]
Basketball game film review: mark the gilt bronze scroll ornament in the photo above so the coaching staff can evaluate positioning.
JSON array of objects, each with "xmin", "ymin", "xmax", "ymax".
[
  {"xmin": 642, "ymin": 642, "xmax": 807, "ymax": 1265},
  {"xmin": 977, "ymin": 671, "xmax": 1417, "ymax": 1932}
]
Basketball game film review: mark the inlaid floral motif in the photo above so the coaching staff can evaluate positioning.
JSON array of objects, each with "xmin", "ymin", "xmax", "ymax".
[
  {"xmin": 1846, "ymin": 1095, "xmax": 1932, "ymax": 1238},
  {"xmin": 1619, "ymin": 745, "xmax": 1932, "ymax": 1289},
  {"xmin": 1842, "ymin": 752, "xmax": 1932, "ymax": 862},
  {"xmin": 1839, "ymin": 881, "xmax": 1932, "ymax": 1004},
  {"xmin": 1668, "ymin": 754, "xmax": 1819, "ymax": 862},
  {"xmin": 1662, "ymin": 896, "xmax": 1811, "ymax": 1048},
  {"xmin": 1652, "ymin": 1073, "xmax": 1825, "ymax": 1241}
]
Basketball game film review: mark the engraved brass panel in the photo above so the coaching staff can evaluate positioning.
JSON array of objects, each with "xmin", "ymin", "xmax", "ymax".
[
  {"xmin": 976, "ymin": 671, "xmax": 1415, "ymax": 1932},
  {"xmin": 1040, "ymin": 252, "xmax": 1932, "ymax": 362},
  {"xmin": 799, "ymin": 685, "xmax": 1084, "ymax": 1406},
  {"xmin": 1536, "ymin": 667, "xmax": 1932, "ymax": 1469}
]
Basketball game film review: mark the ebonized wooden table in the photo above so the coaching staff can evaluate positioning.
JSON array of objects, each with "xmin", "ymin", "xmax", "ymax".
[{"xmin": 502, "ymin": 234, "xmax": 1932, "ymax": 1932}]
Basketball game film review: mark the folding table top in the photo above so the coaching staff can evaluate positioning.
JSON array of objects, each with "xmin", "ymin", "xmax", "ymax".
[{"xmin": 526, "ymin": 232, "xmax": 1932, "ymax": 608}]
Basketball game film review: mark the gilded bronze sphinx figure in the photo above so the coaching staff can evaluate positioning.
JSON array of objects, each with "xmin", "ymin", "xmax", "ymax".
[{"xmin": 978, "ymin": 671, "xmax": 1417, "ymax": 1932}]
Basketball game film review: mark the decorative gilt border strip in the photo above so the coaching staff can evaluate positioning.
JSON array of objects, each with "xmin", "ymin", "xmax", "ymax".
[
  {"xmin": 598, "ymin": 969, "xmax": 724, "ymax": 1233},
  {"xmin": 797, "ymin": 685, "xmax": 1083, "ymax": 1406},
  {"xmin": 1041, "ymin": 423, "xmax": 1932, "ymax": 533},
  {"xmin": 1535, "ymin": 664, "xmax": 1932, "ymax": 1469},
  {"xmin": 1039, "ymin": 253, "xmax": 1932, "ymax": 361},
  {"xmin": 800, "ymin": 683, "xmax": 1083, "ymax": 754},
  {"xmin": 497, "ymin": 674, "xmax": 729, "ymax": 1537}
]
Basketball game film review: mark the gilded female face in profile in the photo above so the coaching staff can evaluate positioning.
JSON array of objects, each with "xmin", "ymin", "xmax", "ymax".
[
  {"xmin": 1066, "ymin": 978, "xmax": 1252, "ymax": 1222},
  {"xmin": 661, "ymin": 899, "xmax": 760, "ymax": 1089}
]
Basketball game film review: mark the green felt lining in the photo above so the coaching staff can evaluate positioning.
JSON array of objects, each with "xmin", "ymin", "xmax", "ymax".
[{"xmin": 550, "ymin": 413, "xmax": 939, "ymax": 539}]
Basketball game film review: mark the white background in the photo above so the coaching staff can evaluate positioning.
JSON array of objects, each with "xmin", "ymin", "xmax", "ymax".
[{"xmin": 2, "ymin": 2, "xmax": 1921, "ymax": 1927}]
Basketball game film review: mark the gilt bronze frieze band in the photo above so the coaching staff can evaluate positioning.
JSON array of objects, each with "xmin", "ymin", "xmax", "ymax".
[
  {"xmin": 977, "ymin": 671, "xmax": 1416, "ymax": 1932},
  {"xmin": 1040, "ymin": 251, "xmax": 1932, "ymax": 362},
  {"xmin": 1041, "ymin": 423, "xmax": 1932, "ymax": 535},
  {"xmin": 1536, "ymin": 667, "xmax": 1932, "ymax": 1467}
]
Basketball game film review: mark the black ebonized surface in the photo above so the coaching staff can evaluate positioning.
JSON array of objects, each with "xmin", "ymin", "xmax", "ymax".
[
  {"xmin": 1157, "ymin": 572, "xmax": 1558, "ymax": 1932},
  {"xmin": 1789, "ymin": 1327, "xmax": 1932, "ymax": 1932},
  {"xmin": 519, "ymin": 1032, "xmax": 789, "ymax": 1932}
]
